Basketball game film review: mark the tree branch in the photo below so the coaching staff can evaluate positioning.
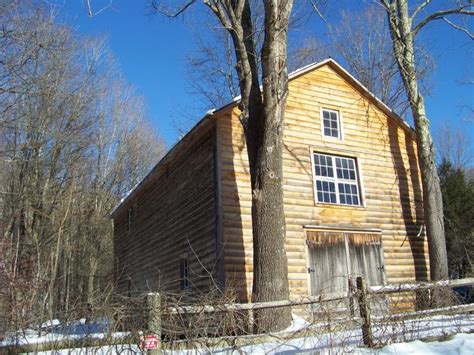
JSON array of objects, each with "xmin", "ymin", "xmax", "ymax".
[
  {"xmin": 310, "ymin": 0, "xmax": 326, "ymax": 23},
  {"xmin": 442, "ymin": 16, "xmax": 474, "ymax": 40},
  {"xmin": 86, "ymin": 0, "xmax": 115, "ymax": 17},
  {"xmin": 378, "ymin": 0, "xmax": 391, "ymax": 11},
  {"xmin": 410, "ymin": 0, "xmax": 432, "ymax": 21},
  {"xmin": 413, "ymin": 7, "xmax": 474, "ymax": 36},
  {"xmin": 151, "ymin": 0, "xmax": 197, "ymax": 18}
]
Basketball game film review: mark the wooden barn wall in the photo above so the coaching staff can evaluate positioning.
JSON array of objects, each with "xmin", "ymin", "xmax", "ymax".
[
  {"xmin": 114, "ymin": 127, "xmax": 218, "ymax": 294},
  {"xmin": 217, "ymin": 64, "xmax": 429, "ymax": 301}
]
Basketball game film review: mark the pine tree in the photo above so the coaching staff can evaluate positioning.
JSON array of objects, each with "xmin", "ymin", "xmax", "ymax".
[{"xmin": 439, "ymin": 159, "xmax": 474, "ymax": 279}]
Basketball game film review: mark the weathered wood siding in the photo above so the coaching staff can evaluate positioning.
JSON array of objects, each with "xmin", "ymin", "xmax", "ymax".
[
  {"xmin": 114, "ymin": 126, "xmax": 218, "ymax": 294},
  {"xmin": 217, "ymin": 62, "xmax": 429, "ymax": 301}
]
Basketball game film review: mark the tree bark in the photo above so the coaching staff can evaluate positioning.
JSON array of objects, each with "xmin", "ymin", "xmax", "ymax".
[
  {"xmin": 384, "ymin": 0, "xmax": 448, "ymax": 280},
  {"xmin": 205, "ymin": 0, "xmax": 293, "ymax": 331},
  {"xmin": 247, "ymin": 0, "xmax": 293, "ymax": 332}
]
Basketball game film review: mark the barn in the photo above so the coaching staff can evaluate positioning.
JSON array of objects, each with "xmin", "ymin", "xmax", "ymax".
[{"xmin": 111, "ymin": 58, "xmax": 428, "ymax": 306}]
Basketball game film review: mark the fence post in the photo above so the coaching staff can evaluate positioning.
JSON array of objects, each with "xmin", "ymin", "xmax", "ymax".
[
  {"xmin": 356, "ymin": 276, "xmax": 374, "ymax": 348},
  {"xmin": 147, "ymin": 293, "xmax": 162, "ymax": 354},
  {"xmin": 348, "ymin": 278, "xmax": 355, "ymax": 318}
]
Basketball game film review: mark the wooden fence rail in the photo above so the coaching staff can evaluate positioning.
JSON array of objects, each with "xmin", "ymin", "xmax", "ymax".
[
  {"xmin": 1, "ymin": 277, "xmax": 472, "ymax": 354},
  {"xmin": 368, "ymin": 277, "xmax": 474, "ymax": 294},
  {"xmin": 154, "ymin": 276, "xmax": 474, "ymax": 351}
]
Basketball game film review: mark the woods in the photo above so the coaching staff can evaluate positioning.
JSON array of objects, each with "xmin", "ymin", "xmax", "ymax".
[
  {"xmin": 1, "ymin": 0, "xmax": 473, "ymax": 343},
  {"xmin": 0, "ymin": 2, "xmax": 164, "ymax": 331}
]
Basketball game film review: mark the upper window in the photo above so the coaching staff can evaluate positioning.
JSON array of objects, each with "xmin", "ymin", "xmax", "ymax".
[
  {"xmin": 313, "ymin": 153, "xmax": 362, "ymax": 206},
  {"xmin": 321, "ymin": 109, "xmax": 342, "ymax": 139}
]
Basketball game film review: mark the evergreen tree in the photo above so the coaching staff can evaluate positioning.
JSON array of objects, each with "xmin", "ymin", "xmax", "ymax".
[{"xmin": 439, "ymin": 159, "xmax": 474, "ymax": 279}]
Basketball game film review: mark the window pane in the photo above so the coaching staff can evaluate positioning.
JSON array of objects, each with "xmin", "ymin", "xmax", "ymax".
[
  {"xmin": 335, "ymin": 157, "xmax": 357, "ymax": 181},
  {"xmin": 315, "ymin": 178, "xmax": 336, "ymax": 203},
  {"xmin": 322, "ymin": 110, "xmax": 340, "ymax": 138},
  {"xmin": 338, "ymin": 183, "xmax": 360, "ymax": 206}
]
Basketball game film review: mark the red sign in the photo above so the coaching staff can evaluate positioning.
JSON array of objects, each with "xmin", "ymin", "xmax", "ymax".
[{"xmin": 140, "ymin": 335, "xmax": 159, "ymax": 350}]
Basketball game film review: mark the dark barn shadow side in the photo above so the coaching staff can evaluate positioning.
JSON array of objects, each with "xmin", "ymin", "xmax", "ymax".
[{"xmin": 388, "ymin": 121, "xmax": 428, "ymax": 307}]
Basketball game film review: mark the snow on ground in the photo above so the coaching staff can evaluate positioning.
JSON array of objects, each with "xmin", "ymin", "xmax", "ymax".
[
  {"xmin": 36, "ymin": 332, "xmax": 474, "ymax": 355},
  {"xmin": 4, "ymin": 313, "xmax": 474, "ymax": 354},
  {"xmin": 0, "ymin": 317, "xmax": 128, "ymax": 347},
  {"xmin": 180, "ymin": 313, "xmax": 474, "ymax": 354},
  {"xmin": 357, "ymin": 333, "xmax": 474, "ymax": 355}
]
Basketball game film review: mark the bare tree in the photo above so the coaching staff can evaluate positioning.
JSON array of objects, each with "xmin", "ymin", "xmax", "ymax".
[
  {"xmin": 436, "ymin": 123, "xmax": 473, "ymax": 169},
  {"xmin": 154, "ymin": 0, "xmax": 298, "ymax": 332},
  {"xmin": 0, "ymin": 1, "xmax": 164, "ymax": 330},
  {"xmin": 379, "ymin": 0, "xmax": 473, "ymax": 281},
  {"xmin": 329, "ymin": 6, "xmax": 410, "ymax": 115},
  {"xmin": 185, "ymin": 25, "xmax": 240, "ymax": 108}
]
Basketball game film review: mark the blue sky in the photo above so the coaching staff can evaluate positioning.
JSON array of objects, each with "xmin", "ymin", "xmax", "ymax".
[{"xmin": 56, "ymin": 0, "xmax": 473, "ymax": 156}]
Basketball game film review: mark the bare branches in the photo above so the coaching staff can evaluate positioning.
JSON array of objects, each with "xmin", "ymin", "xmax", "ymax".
[
  {"xmin": 1, "ymin": 1, "xmax": 165, "ymax": 329},
  {"xmin": 413, "ymin": 6, "xmax": 474, "ymax": 36},
  {"xmin": 410, "ymin": 0, "xmax": 432, "ymax": 21},
  {"xmin": 85, "ymin": 0, "xmax": 115, "ymax": 17},
  {"xmin": 442, "ymin": 16, "xmax": 474, "ymax": 40},
  {"xmin": 310, "ymin": 0, "xmax": 327, "ymax": 23},
  {"xmin": 151, "ymin": 0, "xmax": 197, "ymax": 18}
]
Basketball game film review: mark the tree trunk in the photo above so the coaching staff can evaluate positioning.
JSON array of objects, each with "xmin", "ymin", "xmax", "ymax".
[
  {"xmin": 200, "ymin": 0, "xmax": 294, "ymax": 332},
  {"xmin": 385, "ymin": 0, "xmax": 448, "ymax": 280},
  {"xmin": 245, "ymin": 0, "xmax": 293, "ymax": 332}
]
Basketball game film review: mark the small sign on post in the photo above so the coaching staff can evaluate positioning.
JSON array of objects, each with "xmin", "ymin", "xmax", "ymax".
[
  {"xmin": 140, "ymin": 335, "xmax": 159, "ymax": 350},
  {"xmin": 146, "ymin": 293, "xmax": 162, "ymax": 354}
]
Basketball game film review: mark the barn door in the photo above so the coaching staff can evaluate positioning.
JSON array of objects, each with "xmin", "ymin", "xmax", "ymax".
[
  {"xmin": 307, "ymin": 230, "xmax": 386, "ymax": 314},
  {"xmin": 347, "ymin": 233, "xmax": 385, "ymax": 287},
  {"xmin": 307, "ymin": 232, "xmax": 349, "ymax": 297}
]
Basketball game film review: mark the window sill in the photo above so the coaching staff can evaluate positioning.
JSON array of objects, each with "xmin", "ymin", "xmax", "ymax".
[{"xmin": 314, "ymin": 202, "xmax": 366, "ymax": 210}]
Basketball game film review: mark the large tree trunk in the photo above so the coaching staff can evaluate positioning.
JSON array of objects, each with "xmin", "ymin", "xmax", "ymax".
[
  {"xmin": 245, "ymin": 0, "xmax": 293, "ymax": 332},
  {"xmin": 385, "ymin": 0, "xmax": 448, "ymax": 280},
  {"xmin": 205, "ymin": 0, "xmax": 293, "ymax": 332}
]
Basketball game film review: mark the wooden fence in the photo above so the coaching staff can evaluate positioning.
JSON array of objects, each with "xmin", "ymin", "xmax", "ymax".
[
  {"xmin": 146, "ymin": 277, "xmax": 474, "ymax": 353},
  {"xmin": 2, "ymin": 277, "xmax": 473, "ymax": 353}
]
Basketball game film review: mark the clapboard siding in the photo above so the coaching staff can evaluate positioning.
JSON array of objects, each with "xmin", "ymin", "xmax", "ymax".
[
  {"xmin": 114, "ymin": 125, "xmax": 218, "ymax": 294},
  {"xmin": 217, "ymin": 62, "xmax": 429, "ymax": 301}
]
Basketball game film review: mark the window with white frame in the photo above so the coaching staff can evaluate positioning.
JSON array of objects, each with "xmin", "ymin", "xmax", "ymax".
[
  {"xmin": 313, "ymin": 153, "xmax": 362, "ymax": 206},
  {"xmin": 322, "ymin": 109, "xmax": 341, "ymax": 139}
]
